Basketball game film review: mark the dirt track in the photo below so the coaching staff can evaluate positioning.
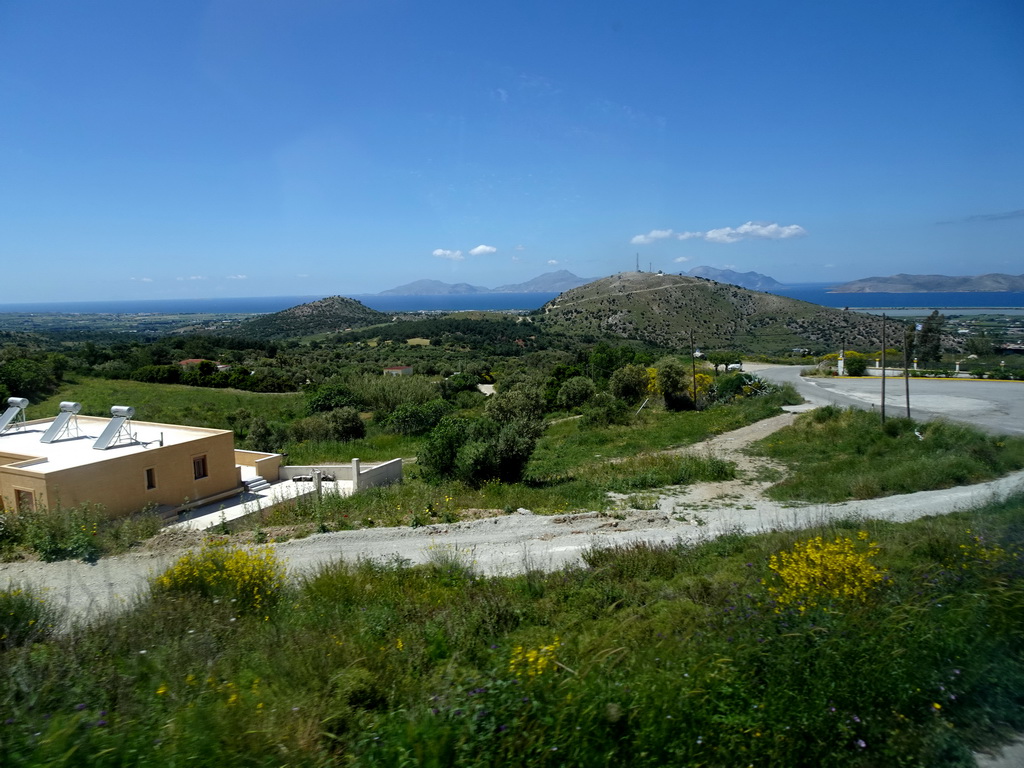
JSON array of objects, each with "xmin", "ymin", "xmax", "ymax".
[{"xmin": 4, "ymin": 413, "xmax": 1022, "ymax": 623}]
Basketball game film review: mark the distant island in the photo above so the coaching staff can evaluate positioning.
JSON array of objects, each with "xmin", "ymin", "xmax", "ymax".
[
  {"xmin": 379, "ymin": 270, "xmax": 596, "ymax": 295},
  {"xmin": 832, "ymin": 273, "xmax": 1024, "ymax": 293},
  {"xmin": 379, "ymin": 267, "xmax": 788, "ymax": 295},
  {"xmin": 685, "ymin": 266, "xmax": 782, "ymax": 291}
]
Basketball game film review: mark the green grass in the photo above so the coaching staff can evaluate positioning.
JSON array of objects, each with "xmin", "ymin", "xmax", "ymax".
[
  {"xmin": 33, "ymin": 377, "xmax": 304, "ymax": 430},
  {"xmin": 750, "ymin": 406, "xmax": 1024, "ymax": 502},
  {"xmin": 2, "ymin": 496, "xmax": 1023, "ymax": 766},
  {"xmin": 283, "ymin": 432, "xmax": 424, "ymax": 464},
  {"xmin": 528, "ymin": 392, "xmax": 788, "ymax": 479},
  {"xmin": 263, "ymin": 392, "xmax": 789, "ymax": 530}
]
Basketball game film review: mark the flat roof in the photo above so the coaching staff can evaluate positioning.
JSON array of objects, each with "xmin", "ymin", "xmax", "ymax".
[{"xmin": 0, "ymin": 416, "xmax": 230, "ymax": 474}]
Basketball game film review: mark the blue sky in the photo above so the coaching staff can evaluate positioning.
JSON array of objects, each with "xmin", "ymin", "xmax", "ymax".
[{"xmin": 1, "ymin": 0, "xmax": 1022, "ymax": 301}]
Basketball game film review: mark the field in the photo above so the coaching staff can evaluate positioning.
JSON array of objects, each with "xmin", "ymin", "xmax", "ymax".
[
  {"xmin": 751, "ymin": 406, "xmax": 1024, "ymax": 502},
  {"xmin": 33, "ymin": 377, "xmax": 304, "ymax": 430}
]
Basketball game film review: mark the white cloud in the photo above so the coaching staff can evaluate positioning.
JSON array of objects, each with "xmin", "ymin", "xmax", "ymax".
[
  {"xmin": 131, "ymin": 277, "xmax": 153, "ymax": 283},
  {"xmin": 632, "ymin": 221, "xmax": 807, "ymax": 245},
  {"xmin": 630, "ymin": 228, "xmax": 675, "ymax": 245},
  {"xmin": 226, "ymin": 274, "xmax": 247, "ymax": 280},
  {"xmin": 432, "ymin": 248, "xmax": 464, "ymax": 261},
  {"xmin": 469, "ymin": 244, "xmax": 497, "ymax": 256},
  {"xmin": 176, "ymin": 275, "xmax": 207, "ymax": 281},
  {"xmin": 706, "ymin": 221, "xmax": 807, "ymax": 243},
  {"xmin": 547, "ymin": 259, "xmax": 559, "ymax": 265},
  {"xmin": 296, "ymin": 273, "xmax": 309, "ymax": 278},
  {"xmin": 673, "ymin": 256, "xmax": 690, "ymax": 263},
  {"xmin": 514, "ymin": 244, "xmax": 525, "ymax": 251},
  {"xmin": 703, "ymin": 227, "xmax": 743, "ymax": 244}
]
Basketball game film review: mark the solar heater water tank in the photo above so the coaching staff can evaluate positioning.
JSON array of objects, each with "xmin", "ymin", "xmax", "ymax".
[
  {"xmin": 110, "ymin": 405, "xmax": 135, "ymax": 419},
  {"xmin": 7, "ymin": 397, "xmax": 29, "ymax": 409},
  {"xmin": 59, "ymin": 401, "xmax": 82, "ymax": 414}
]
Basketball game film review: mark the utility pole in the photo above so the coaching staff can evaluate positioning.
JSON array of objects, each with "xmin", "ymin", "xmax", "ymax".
[
  {"xmin": 903, "ymin": 326, "xmax": 912, "ymax": 419},
  {"xmin": 880, "ymin": 313, "xmax": 887, "ymax": 424},
  {"xmin": 689, "ymin": 329, "xmax": 698, "ymax": 410}
]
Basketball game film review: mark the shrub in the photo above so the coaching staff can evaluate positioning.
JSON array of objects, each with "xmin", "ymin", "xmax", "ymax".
[
  {"xmin": 714, "ymin": 372, "xmax": 758, "ymax": 401},
  {"xmin": 288, "ymin": 407, "xmax": 366, "ymax": 443},
  {"xmin": 581, "ymin": 392, "xmax": 632, "ymax": 427},
  {"xmin": 345, "ymin": 373, "xmax": 439, "ymax": 413},
  {"xmin": 419, "ymin": 415, "xmax": 544, "ymax": 486},
  {"xmin": 131, "ymin": 364, "xmax": 182, "ymax": 384},
  {"xmin": 305, "ymin": 381, "xmax": 361, "ymax": 415},
  {"xmin": 609, "ymin": 364, "xmax": 650, "ymax": 404},
  {"xmin": 439, "ymin": 372, "xmax": 480, "ymax": 401},
  {"xmin": 845, "ymin": 356, "xmax": 868, "ymax": 376},
  {"xmin": 485, "ymin": 383, "xmax": 545, "ymax": 423},
  {"xmin": 153, "ymin": 539, "xmax": 286, "ymax": 613},
  {"xmin": 381, "ymin": 398, "xmax": 452, "ymax": 436},
  {"xmin": 556, "ymin": 376, "xmax": 596, "ymax": 411},
  {"xmin": 16, "ymin": 504, "xmax": 104, "ymax": 562},
  {"xmin": 0, "ymin": 587, "xmax": 58, "ymax": 650},
  {"xmin": 765, "ymin": 532, "xmax": 886, "ymax": 612}
]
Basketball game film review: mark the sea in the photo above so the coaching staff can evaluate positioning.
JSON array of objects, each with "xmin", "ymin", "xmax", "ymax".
[{"xmin": 1, "ymin": 285, "xmax": 1023, "ymax": 316}]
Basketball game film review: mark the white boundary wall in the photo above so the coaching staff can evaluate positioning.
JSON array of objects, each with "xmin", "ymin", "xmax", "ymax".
[{"xmin": 279, "ymin": 458, "xmax": 403, "ymax": 491}]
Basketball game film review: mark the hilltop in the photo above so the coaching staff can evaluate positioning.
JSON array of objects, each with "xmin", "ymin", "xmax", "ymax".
[
  {"xmin": 231, "ymin": 295, "xmax": 387, "ymax": 339},
  {"xmin": 833, "ymin": 273, "xmax": 1024, "ymax": 292},
  {"xmin": 534, "ymin": 272, "xmax": 896, "ymax": 353}
]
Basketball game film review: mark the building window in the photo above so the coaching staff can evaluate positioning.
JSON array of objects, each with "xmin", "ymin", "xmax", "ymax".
[
  {"xmin": 15, "ymin": 489, "xmax": 35, "ymax": 513},
  {"xmin": 145, "ymin": 467, "xmax": 157, "ymax": 490},
  {"xmin": 193, "ymin": 455, "xmax": 208, "ymax": 480}
]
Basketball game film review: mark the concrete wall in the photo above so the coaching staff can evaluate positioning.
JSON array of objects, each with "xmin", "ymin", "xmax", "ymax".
[
  {"xmin": 280, "ymin": 458, "xmax": 403, "ymax": 491},
  {"xmin": 234, "ymin": 450, "xmax": 283, "ymax": 482}
]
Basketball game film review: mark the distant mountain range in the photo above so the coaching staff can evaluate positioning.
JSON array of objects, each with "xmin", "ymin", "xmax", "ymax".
[
  {"xmin": 379, "ymin": 270, "xmax": 596, "ymax": 295},
  {"xmin": 685, "ymin": 266, "xmax": 783, "ymax": 290},
  {"xmin": 832, "ymin": 273, "xmax": 1024, "ymax": 293},
  {"xmin": 379, "ymin": 267, "xmax": 787, "ymax": 295}
]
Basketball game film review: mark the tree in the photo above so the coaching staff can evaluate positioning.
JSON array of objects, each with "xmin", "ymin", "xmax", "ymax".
[
  {"xmin": 916, "ymin": 310, "xmax": 944, "ymax": 364},
  {"xmin": 556, "ymin": 376, "xmax": 596, "ymax": 410},
  {"xmin": 485, "ymin": 383, "xmax": 544, "ymax": 424},
  {"xmin": 965, "ymin": 331, "xmax": 994, "ymax": 357},
  {"xmin": 418, "ymin": 415, "xmax": 543, "ymax": 486},
  {"xmin": 655, "ymin": 357, "xmax": 690, "ymax": 411},
  {"xmin": 381, "ymin": 399, "xmax": 452, "ymax": 436},
  {"xmin": 609, "ymin": 364, "xmax": 649, "ymax": 404},
  {"xmin": 706, "ymin": 351, "xmax": 740, "ymax": 374}
]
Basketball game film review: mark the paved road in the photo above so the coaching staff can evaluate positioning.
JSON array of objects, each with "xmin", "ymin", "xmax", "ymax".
[{"xmin": 757, "ymin": 366, "xmax": 1024, "ymax": 436}]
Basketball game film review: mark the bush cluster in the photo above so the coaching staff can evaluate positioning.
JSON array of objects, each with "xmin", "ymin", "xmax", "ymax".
[{"xmin": 153, "ymin": 539, "xmax": 286, "ymax": 613}]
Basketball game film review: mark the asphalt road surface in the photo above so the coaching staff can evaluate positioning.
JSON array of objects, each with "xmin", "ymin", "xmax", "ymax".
[{"xmin": 757, "ymin": 366, "xmax": 1024, "ymax": 436}]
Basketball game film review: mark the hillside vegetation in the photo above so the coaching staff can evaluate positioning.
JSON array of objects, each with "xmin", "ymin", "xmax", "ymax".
[
  {"xmin": 232, "ymin": 296, "xmax": 387, "ymax": 339},
  {"xmin": 535, "ymin": 272, "xmax": 894, "ymax": 353}
]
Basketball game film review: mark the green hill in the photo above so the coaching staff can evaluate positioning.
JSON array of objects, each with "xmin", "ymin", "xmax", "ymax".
[
  {"xmin": 534, "ymin": 272, "xmax": 895, "ymax": 353},
  {"xmin": 232, "ymin": 296, "xmax": 387, "ymax": 339}
]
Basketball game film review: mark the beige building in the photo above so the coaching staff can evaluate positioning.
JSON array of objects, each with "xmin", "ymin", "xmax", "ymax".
[{"xmin": 0, "ymin": 401, "xmax": 281, "ymax": 520}]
